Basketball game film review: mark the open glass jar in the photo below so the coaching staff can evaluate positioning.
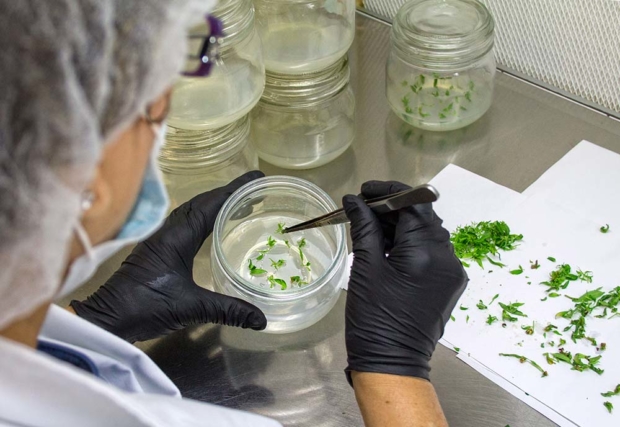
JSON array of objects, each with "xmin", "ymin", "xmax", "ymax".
[
  {"xmin": 253, "ymin": 0, "xmax": 355, "ymax": 74},
  {"xmin": 386, "ymin": 0, "xmax": 495, "ymax": 131},
  {"xmin": 211, "ymin": 176, "xmax": 347, "ymax": 333},
  {"xmin": 168, "ymin": 0, "xmax": 265, "ymax": 131},
  {"xmin": 159, "ymin": 115, "xmax": 259, "ymax": 208},
  {"xmin": 251, "ymin": 56, "xmax": 355, "ymax": 169}
]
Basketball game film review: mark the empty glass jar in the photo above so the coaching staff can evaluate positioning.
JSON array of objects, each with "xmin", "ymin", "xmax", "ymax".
[
  {"xmin": 168, "ymin": 0, "xmax": 265, "ymax": 131},
  {"xmin": 251, "ymin": 56, "xmax": 355, "ymax": 169},
  {"xmin": 211, "ymin": 176, "xmax": 347, "ymax": 333},
  {"xmin": 386, "ymin": 0, "xmax": 496, "ymax": 131},
  {"xmin": 159, "ymin": 115, "xmax": 259, "ymax": 208},
  {"xmin": 253, "ymin": 0, "xmax": 355, "ymax": 74}
]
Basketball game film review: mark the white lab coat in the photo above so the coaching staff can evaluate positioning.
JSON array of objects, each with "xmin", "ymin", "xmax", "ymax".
[{"xmin": 0, "ymin": 305, "xmax": 281, "ymax": 427}]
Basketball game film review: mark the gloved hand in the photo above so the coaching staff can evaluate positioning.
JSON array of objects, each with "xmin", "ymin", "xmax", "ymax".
[
  {"xmin": 343, "ymin": 180, "xmax": 468, "ymax": 383},
  {"xmin": 71, "ymin": 171, "xmax": 267, "ymax": 343}
]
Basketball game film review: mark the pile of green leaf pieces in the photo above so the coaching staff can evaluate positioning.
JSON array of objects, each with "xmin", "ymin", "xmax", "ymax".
[
  {"xmin": 246, "ymin": 222, "xmax": 311, "ymax": 291},
  {"xmin": 450, "ymin": 220, "xmax": 523, "ymax": 268},
  {"xmin": 450, "ymin": 220, "xmax": 620, "ymax": 414}
]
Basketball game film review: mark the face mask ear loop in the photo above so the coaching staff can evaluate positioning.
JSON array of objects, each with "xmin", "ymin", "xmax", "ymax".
[{"xmin": 74, "ymin": 222, "xmax": 95, "ymax": 260}]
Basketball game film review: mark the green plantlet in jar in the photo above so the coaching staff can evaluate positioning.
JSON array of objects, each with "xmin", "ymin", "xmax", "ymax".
[
  {"xmin": 270, "ymin": 259, "xmax": 286, "ymax": 271},
  {"xmin": 276, "ymin": 222, "xmax": 286, "ymax": 234},
  {"xmin": 290, "ymin": 276, "xmax": 308, "ymax": 287},
  {"xmin": 469, "ymin": 80, "xmax": 475, "ymax": 91},
  {"xmin": 432, "ymin": 89, "xmax": 440, "ymax": 98},
  {"xmin": 418, "ymin": 107, "xmax": 430, "ymax": 118},
  {"xmin": 439, "ymin": 113, "xmax": 447, "ymax": 119},
  {"xmin": 465, "ymin": 91, "xmax": 472, "ymax": 102},
  {"xmin": 268, "ymin": 275, "xmax": 287, "ymax": 290},
  {"xmin": 248, "ymin": 259, "xmax": 267, "ymax": 277}
]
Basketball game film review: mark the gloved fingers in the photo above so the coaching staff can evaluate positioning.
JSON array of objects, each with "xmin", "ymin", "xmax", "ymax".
[
  {"xmin": 343, "ymin": 195, "xmax": 386, "ymax": 261},
  {"xmin": 198, "ymin": 288, "xmax": 267, "ymax": 330},
  {"xmin": 392, "ymin": 204, "xmax": 450, "ymax": 250},
  {"xmin": 360, "ymin": 180, "xmax": 412, "ymax": 199}
]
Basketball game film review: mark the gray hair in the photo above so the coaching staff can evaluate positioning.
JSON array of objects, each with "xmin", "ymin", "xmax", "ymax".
[{"xmin": 0, "ymin": 0, "xmax": 214, "ymax": 328}]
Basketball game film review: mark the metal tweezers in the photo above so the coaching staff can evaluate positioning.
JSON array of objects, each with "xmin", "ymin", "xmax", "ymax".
[{"xmin": 283, "ymin": 184, "xmax": 440, "ymax": 234}]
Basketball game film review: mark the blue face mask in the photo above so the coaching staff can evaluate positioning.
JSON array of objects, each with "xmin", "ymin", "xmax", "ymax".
[{"xmin": 57, "ymin": 123, "xmax": 170, "ymax": 299}]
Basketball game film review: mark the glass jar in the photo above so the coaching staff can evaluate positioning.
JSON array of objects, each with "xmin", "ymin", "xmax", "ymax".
[
  {"xmin": 251, "ymin": 56, "xmax": 355, "ymax": 170},
  {"xmin": 386, "ymin": 0, "xmax": 496, "ymax": 131},
  {"xmin": 168, "ymin": 0, "xmax": 265, "ymax": 131},
  {"xmin": 159, "ymin": 115, "xmax": 259, "ymax": 209},
  {"xmin": 253, "ymin": 0, "xmax": 355, "ymax": 74},
  {"xmin": 211, "ymin": 176, "xmax": 347, "ymax": 334}
]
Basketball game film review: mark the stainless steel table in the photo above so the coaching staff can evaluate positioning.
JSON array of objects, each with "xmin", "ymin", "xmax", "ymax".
[{"xmin": 64, "ymin": 11, "xmax": 620, "ymax": 427}]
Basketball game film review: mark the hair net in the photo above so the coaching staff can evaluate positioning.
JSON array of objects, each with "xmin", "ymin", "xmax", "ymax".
[{"xmin": 0, "ymin": 0, "xmax": 216, "ymax": 330}]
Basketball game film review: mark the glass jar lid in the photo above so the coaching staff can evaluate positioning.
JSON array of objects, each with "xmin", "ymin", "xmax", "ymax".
[
  {"xmin": 159, "ymin": 115, "xmax": 250, "ymax": 173},
  {"xmin": 392, "ymin": 0, "xmax": 494, "ymax": 70},
  {"xmin": 260, "ymin": 56, "xmax": 350, "ymax": 107}
]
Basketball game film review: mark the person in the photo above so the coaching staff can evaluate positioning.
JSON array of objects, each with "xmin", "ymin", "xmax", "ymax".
[{"xmin": 0, "ymin": 1, "xmax": 468, "ymax": 426}]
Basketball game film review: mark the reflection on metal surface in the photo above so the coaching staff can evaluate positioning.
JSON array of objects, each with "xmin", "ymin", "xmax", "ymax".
[
  {"xmin": 145, "ymin": 292, "xmax": 361, "ymax": 426},
  {"xmin": 384, "ymin": 111, "xmax": 491, "ymax": 185}
]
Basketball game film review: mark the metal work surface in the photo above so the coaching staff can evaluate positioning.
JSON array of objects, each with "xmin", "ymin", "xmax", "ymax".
[{"xmin": 66, "ymin": 12, "xmax": 620, "ymax": 427}]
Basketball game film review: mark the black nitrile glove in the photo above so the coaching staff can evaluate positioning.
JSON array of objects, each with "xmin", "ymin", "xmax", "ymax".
[
  {"xmin": 71, "ymin": 171, "xmax": 267, "ymax": 343},
  {"xmin": 343, "ymin": 180, "xmax": 468, "ymax": 383}
]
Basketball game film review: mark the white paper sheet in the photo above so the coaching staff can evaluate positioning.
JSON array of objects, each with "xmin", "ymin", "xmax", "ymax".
[
  {"xmin": 428, "ymin": 157, "xmax": 620, "ymax": 427},
  {"xmin": 522, "ymin": 140, "xmax": 620, "ymax": 226}
]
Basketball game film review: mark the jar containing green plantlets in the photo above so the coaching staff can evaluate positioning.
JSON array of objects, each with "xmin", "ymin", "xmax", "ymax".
[
  {"xmin": 211, "ymin": 176, "xmax": 347, "ymax": 334},
  {"xmin": 386, "ymin": 0, "xmax": 496, "ymax": 131}
]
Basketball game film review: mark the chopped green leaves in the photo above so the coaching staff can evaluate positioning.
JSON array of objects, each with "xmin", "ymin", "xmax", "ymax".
[
  {"xmin": 604, "ymin": 401, "xmax": 613, "ymax": 413},
  {"xmin": 450, "ymin": 221, "xmax": 523, "ymax": 268},
  {"xmin": 487, "ymin": 315, "xmax": 498, "ymax": 325},
  {"xmin": 530, "ymin": 260, "xmax": 540, "ymax": 269},
  {"xmin": 546, "ymin": 351, "xmax": 604, "ymax": 375},
  {"xmin": 454, "ymin": 346, "xmax": 460, "ymax": 352},
  {"xmin": 601, "ymin": 384, "xmax": 620, "ymax": 397},
  {"xmin": 541, "ymin": 264, "xmax": 581, "ymax": 292},
  {"xmin": 600, "ymin": 224, "xmax": 610, "ymax": 234},
  {"xmin": 459, "ymin": 305, "xmax": 469, "ymax": 311},
  {"xmin": 510, "ymin": 265, "xmax": 524, "ymax": 275},
  {"xmin": 521, "ymin": 322, "xmax": 535, "ymax": 335},
  {"xmin": 478, "ymin": 294, "xmax": 499, "ymax": 310},
  {"xmin": 499, "ymin": 353, "xmax": 548, "ymax": 377},
  {"xmin": 548, "ymin": 256, "xmax": 557, "ymax": 262},
  {"xmin": 499, "ymin": 302, "xmax": 527, "ymax": 322},
  {"xmin": 577, "ymin": 269, "xmax": 593, "ymax": 283},
  {"xmin": 450, "ymin": 314, "xmax": 456, "ymax": 322}
]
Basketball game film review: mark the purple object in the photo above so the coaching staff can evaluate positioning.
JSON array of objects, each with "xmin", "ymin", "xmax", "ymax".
[{"xmin": 183, "ymin": 15, "xmax": 224, "ymax": 77}]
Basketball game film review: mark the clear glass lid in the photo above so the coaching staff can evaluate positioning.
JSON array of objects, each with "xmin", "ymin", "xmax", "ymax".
[{"xmin": 392, "ymin": 0, "xmax": 494, "ymax": 68}]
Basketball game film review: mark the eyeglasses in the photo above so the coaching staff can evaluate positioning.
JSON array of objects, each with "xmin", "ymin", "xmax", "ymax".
[{"xmin": 183, "ymin": 15, "xmax": 224, "ymax": 78}]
